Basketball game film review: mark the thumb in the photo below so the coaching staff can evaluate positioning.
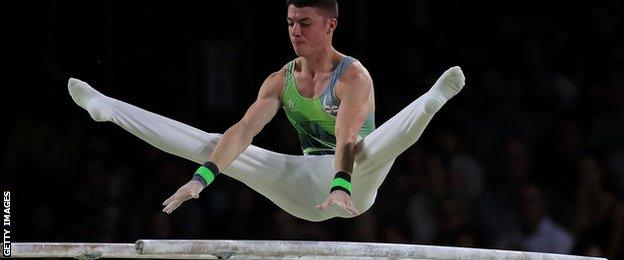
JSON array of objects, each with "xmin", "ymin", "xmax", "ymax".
[{"xmin": 190, "ymin": 182, "xmax": 204, "ymax": 199}]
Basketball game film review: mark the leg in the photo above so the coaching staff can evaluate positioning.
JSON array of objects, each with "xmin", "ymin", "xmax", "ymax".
[
  {"xmin": 68, "ymin": 78, "xmax": 224, "ymax": 164},
  {"xmin": 67, "ymin": 79, "xmax": 336, "ymax": 221},
  {"xmin": 352, "ymin": 67, "xmax": 466, "ymax": 197}
]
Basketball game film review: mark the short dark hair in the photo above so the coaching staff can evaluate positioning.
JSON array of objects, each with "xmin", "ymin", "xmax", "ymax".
[{"xmin": 286, "ymin": 0, "xmax": 339, "ymax": 19}]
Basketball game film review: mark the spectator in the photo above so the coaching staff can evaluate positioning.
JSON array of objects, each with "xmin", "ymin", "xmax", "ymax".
[{"xmin": 498, "ymin": 184, "xmax": 574, "ymax": 254}]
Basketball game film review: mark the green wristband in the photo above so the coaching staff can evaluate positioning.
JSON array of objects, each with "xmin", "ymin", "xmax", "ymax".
[
  {"xmin": 193, "ymin": 161, "xmax": 220, "ymax": 187},
  {"xmin": 195, "ymin": 166, "xmax": 216, "ymax": 185},
  {"xmin": 331, "ymin": 178, "xmax": 352, "ymax": 191},
  {"xmin": 330, "ymin": 171, "xmax": 352, "ymax": 195}
]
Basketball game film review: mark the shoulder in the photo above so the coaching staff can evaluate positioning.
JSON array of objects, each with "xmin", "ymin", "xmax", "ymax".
[
  {"xmin": 266, "ymin": 64, "xmax": 288, "ymax": 85},
  {"xmin": 258, "ymin": 64, "xmax": 289, "ymax": 98},
  {"xmin": 336, "ymin": 60, "xmax": 373, "ymax": 96},
  {"xmin": 261, "ymin": 62, "xmax": 292, "ymax": 87}
]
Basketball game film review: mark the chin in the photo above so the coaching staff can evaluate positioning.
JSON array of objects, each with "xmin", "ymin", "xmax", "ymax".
[
  {"xmin": 292, "ymin": 46, "xmax": 302, "ymax": 56},
  {"xmin": 293, "ymin": 47, "xmax": 310, "ymax": 57}
]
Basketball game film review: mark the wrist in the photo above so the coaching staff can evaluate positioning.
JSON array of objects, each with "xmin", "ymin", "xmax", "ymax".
[
  {"xmin": 193, "ymin": 161, "xmax": 220, "ymax": 187},
  {"xmin": 330, "ymin": 171, "xmax": 352, "ymax": 196}
]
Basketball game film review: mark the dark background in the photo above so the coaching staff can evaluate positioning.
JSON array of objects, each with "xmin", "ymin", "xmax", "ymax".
[{"xmin": 2, "ymin": 0, "xmax": 623, "ymax": 259}]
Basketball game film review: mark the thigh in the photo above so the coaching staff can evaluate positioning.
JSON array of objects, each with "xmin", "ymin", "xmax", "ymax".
[
  {"xmin": 225, "ymin": 147, "xmax": 343, "ymax": 221},
  {"xmin": 354, "ymin": 95, "xmax": 435, "ymax": 170}
]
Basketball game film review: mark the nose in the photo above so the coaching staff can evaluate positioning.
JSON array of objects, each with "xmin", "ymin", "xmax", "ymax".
[{"xmin": 291, "ymin": 23, "xmax": 302, "ymax": 37}]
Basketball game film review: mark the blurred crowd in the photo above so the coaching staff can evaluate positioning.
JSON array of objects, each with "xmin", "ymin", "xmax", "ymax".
[{"xmin": 2, "ymin": 0, "xmax": 624, "ymax": 259}]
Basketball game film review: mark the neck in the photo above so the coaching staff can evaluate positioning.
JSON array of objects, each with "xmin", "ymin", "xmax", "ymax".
[{"xmin": 300, "ymin": 45, "xmax": 340, "ymax": 76}]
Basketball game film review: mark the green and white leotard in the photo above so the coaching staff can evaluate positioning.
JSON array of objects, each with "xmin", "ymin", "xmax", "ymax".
[{"xmin": 281, "ymin": 56, "xmax": 375, "ymax": 155}]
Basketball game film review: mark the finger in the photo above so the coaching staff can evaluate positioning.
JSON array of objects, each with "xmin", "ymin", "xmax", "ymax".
[
  {"xmin": 316, "ymin": 201, "xmax": 328, "ymax": 210},
  {"xmin": 339, "ymin": 199, "xmax": 356, "ymax": 215},
  {"xmin": 338, "ymin": 202, "xmax": 355, "ymax": 215},
  {"xmin": 320, "ymin": 198, "xmax": 334, "ymax": 210},
  {"xmin": 162, "ymin": 201, "xmax": 175, "ymax": 214},
  {"xmin": 164, "ymin": 192, "xmax": 186, "ymax": 206},
  {"xmin": 165, "ymin": 199, "xmax": 185, "ymax": 213},
  {"xmin": 162, "ymin": 204, "xmax": 171, "ymax": 214},
  {"xmin": 347, "ymin": 205, "xmax": 359, "ymax": 215},
  {"xmin": 346, "ymin": 199, "xmax": 359, "ymax": 215},
  {"xmin": 163, "ymin": 200, "xmax": 182, "ymax": 214},
  {"xmin": 163, "ymin": 193, "xmax": 177, "ymax": 206}
]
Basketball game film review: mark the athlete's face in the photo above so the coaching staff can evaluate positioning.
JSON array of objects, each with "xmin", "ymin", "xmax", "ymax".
[{"xmin": 287, "ymin": 5, "xmax": 336, "ymax": 57}]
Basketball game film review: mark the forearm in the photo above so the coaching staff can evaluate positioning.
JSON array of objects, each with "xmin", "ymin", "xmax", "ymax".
[
  {"xmin": 334, "ymin": 135, "xmax": 358, "ymax": 174},
  {"xmin": 208, "ymin": 121, "xmax": 255, "ymax": 170},
  {"xmin": 319, "ymin": 137, "xmax": 358, "ymax": 215}
]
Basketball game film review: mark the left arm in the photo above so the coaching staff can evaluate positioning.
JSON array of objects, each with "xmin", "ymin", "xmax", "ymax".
[
  {"xmin": 316, "ymin": 65, "xmax": 373, "ymax": 215},
  {"xmin": 334, "ymin": 70, "xmax": 373, "ymax": 173}
]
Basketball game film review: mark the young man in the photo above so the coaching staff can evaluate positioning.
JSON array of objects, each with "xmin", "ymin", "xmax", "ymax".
[{"xmin": 68, "ymin": 0, "xmax": 465, "ymax": 222}]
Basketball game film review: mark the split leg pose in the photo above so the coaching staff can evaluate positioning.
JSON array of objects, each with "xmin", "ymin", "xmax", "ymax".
[{"xmin": 68, "ymin": 0, "xmax": 465, "ymax": 221}]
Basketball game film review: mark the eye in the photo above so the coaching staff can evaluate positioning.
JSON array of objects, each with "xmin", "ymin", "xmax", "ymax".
[
  {"xmin": 288, "ymin": 22, "xmax": 294, "ymax": 27},
  {"xmin": 301, "ymin": 23, "xmax": 311, "ymax": 28}
]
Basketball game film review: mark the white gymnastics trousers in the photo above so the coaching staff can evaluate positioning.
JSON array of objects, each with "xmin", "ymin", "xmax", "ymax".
[{"xmin": 68, "ymin": 67, "xmax": 465, "ymax": 222}]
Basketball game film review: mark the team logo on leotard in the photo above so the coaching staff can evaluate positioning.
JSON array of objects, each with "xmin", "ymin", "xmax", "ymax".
[
  {"xmin": 323, "ymin": 105, "xmax": 338, "ymax": 114},
  {"xmin": 322, "ymin": 94, "xmax": 339, "ymax": 115}
]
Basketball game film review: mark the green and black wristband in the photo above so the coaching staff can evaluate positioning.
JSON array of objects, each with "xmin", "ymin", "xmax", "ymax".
[
  {"xmin": 330, "ymin": 171, "xmax": 352, "ymax": 196},
  {"xmin": 192, "ymin": 161, "xmax": 220, "ymax": 187}
]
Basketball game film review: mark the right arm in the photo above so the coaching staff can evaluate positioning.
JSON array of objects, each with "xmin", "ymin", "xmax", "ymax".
[
  {"xmin": 208, "ymin": 71, "xmax": 283, "ymax": 170},
  {"xmin": 162, "ymin": 70, "xmax": 284, "ymax": 214}
]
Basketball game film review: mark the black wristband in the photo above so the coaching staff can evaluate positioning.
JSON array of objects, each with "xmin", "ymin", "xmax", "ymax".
[
  {"xmin": 333, "ymin": 171, "xmax": 351, "ymax": 182},
  {"xmin": 203, "ymin": 161, "xmax": 220, "ymax": 175},
  {"xmin": 192, "ymin": 174, "xmax": 208, "ymax": 187}
]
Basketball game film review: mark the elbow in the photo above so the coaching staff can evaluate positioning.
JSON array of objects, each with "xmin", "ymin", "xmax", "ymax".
[
  {"xmin": 222, "ymin": 121, "xmax": 256, "ymax": 144},
  {"xmin": 237, "ymin": 120, "xmax": 260, "ymax": 140}
]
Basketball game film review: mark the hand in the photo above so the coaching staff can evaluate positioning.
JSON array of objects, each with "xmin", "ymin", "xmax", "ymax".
[
  {"xmin": 162, "ymin": 180, "xmax": 204, "ymax": 214},
  {"xmin": 316, "ymin": 190, "xmax": 359, "ymax": 216}
]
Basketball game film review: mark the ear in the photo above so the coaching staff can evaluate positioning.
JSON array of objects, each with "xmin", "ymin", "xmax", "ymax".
[{"xmin": 326, "ymin": 18, "xmax": 337, "ymax": 34}]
